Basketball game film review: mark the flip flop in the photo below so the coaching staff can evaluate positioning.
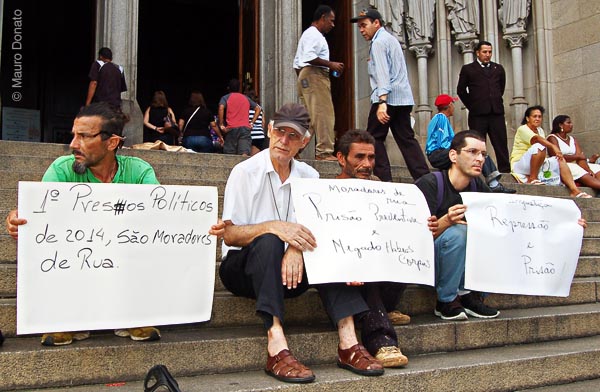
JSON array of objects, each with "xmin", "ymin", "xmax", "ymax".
[
  {"xmin": 575, "ymin": 192, "xmax": 593, "ymax": 198},
  {"xmin": 528, "ymin": 179, "xmax": 545, "ymax": 185}
]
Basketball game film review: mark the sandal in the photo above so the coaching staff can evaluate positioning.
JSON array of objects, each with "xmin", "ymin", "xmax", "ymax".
[
  {"xmin": 265, "ymin": 349, "xmax": 315, "ymax": 383},
  {"xmin": 575, "ymin": 192, "xmax": 593, "ymax": 198},
  {"xmin": 527, "ymin": 179, "xmax": 545, "ymax": 185},
  {"xmin": 144, "ymin": 364, "xmax": 181, "ymax": 392},
  {"xmin": 337, "ymin": 343, "xmax": 384, "ymax": 376}
]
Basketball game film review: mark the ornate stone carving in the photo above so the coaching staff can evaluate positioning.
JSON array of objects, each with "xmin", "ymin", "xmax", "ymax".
[
  {"xmin": 445, "ymin": 0, "xmax": 480, "ymax": 38},
  {"xmin": 503, "ymin": 33, "xmax": 527, "ymax": 48},
  {"xmin": 405, "ymin": 0, "xmax": 436, "ymax": 45},
  {"xmin": 455, "ymin": 39, "xmax": 479, "ymax": 54},
  {"xmin": 499, "ymin": 0, "xmax": 531, "ymax": 34},
  {"xmin": 409, "ymin": 44, "xmax": 433, "ymax": 58},
  {"xmin": 369, "ymin": 0, "xmax": 406, "ymax": 46}
]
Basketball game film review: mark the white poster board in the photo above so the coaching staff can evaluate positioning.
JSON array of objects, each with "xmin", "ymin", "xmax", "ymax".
[
  {"xmin": 461, "ymin": 192, "xmax": 583, "ymax": 297},
  {"xmin": 291, "ymin": 178, "xmax": 434, "ymax": 285},
  {"xmin": 16, "ymin": 182, "xmax": 218, "ymax": 334}
]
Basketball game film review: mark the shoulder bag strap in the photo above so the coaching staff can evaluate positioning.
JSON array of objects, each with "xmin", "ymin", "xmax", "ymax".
[{"xmin": 182, "ymin": 106, "xmax": 201, "ymax": 136}]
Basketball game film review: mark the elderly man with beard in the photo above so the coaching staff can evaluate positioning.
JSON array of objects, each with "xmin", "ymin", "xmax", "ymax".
[
  {"xmin": 335, "ymin": 129, "xmax": 410, "ymax": 368},
  {"xmin": 6, "ymin": 102, "xmax": 164, "ymax": 346}
]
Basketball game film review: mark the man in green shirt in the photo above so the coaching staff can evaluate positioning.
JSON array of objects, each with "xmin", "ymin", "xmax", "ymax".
[{"xmin": 6, "ymin": 102, "xmax": 161, "ymax": 346}]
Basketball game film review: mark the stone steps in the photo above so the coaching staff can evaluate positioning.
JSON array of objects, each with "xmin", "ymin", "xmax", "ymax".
[
  {"xmin": 2, "ymin": 140, "xmax": 600, "ymax": 391},
  {"xmin": 1, "ymin": 303, "xmax": 600, "ymax": 390},
  {"xmin": 1, "ymin": 275, "xmax": 599, "ymax": 337}
]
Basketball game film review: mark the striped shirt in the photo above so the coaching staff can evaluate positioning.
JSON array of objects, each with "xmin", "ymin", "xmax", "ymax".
[
  {"xmin": 249, "ymin": 109, "xmax": 264, "ymax": 140},
  {"xmin": 368, "ymin": 27, "xmax": 414, "ymax": 106}
]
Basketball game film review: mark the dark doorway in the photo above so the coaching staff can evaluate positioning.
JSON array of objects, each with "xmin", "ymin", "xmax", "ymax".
[
  {"xmin": 137, "ymin": 0, "xmax": 240, "ymax": 120},
  {"xmin": 301, "ymin": 0, "xmax": 353, "ymax": 143},
  {"xmin": 0, "ymin": 0, "xmax": 94, "ymax": 143}
]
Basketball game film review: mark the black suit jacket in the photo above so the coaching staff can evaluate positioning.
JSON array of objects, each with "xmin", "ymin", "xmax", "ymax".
[{"xmin": 457, "ymin": 61, "xmax": 506, "ymax": 116}]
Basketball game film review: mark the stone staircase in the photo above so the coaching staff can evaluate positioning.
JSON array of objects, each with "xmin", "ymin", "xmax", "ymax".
[{"xmin": 1, "ymin": 139, "xmax": 600, "ymax": 391}]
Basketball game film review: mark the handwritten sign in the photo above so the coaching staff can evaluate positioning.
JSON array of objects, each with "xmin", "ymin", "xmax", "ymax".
[
  {"xmin": 16, "ymin": 182, "xmax": 218, "ymax": 334},
  {"xmin": 461, "ymin": 193, "xmax": 583, "ymax": 297},
  {"xmin": 290, "ymin": 178, "xmax": 434, "ymax": 285}
]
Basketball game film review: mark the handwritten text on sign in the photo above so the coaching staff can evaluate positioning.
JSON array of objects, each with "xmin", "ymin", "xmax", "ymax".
[
  {"xmin": 461, "ymin": 193, "xmax": 582, "ymax": 297},
  {"xmin": 290, "ymin": 178, "xmax": 434, "ymax": 285},
  {"xmin": 17, "ymin": 182, "xmax": 218, "ymax": 334}
]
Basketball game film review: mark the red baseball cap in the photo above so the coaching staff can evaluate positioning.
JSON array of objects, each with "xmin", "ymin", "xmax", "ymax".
[{"xmin": 434, "ymin": 94, "xmax": 459, "ymax": 107}]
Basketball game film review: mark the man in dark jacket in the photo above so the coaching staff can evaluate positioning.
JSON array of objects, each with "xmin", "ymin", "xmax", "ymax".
[{"xmin": 457, "ymin": 41, "xmax": 510, "ymax": 172}]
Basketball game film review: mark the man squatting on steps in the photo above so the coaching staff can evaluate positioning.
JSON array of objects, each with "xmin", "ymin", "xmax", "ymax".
[
  {"xmin": 415, "ymin": 130, "xmax": 587, "ymax": 321},
  {"xmin": 4, "ymin": 102, "xmax": 225, "ymax": 346},
  {"xmin": 219, "ymin": 103, "xmax": 386, "ymax": 383},
  {"xmin": 335, "ymin": 129, "xmax": 434, "ymax": 367}
]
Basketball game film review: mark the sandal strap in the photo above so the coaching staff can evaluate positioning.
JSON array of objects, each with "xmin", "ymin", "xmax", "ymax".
[
  {"xmin": 338, "ymin": 344, "xmax": 380, "ymax": 370},
  {"xmin": 266, "ymin": 349, "xmax": 311, "ymax": 378}
]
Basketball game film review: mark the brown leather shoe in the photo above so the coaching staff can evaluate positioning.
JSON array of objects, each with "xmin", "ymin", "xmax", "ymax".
[
  {"xmin": 337, "ymin": 343, "xmax": 384, "ymax": 376},
  {"xmin": 387, "ymin": 310, "xmax": 411, "ymax": 325},
  {"xmin": 265, "ymin": 349, "xmax": 315, "ymax": 383}
]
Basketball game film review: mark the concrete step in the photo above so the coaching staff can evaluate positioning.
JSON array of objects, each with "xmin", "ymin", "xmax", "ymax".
[
  {"xmin": 518, "ymin": 378, "xmax": 600, "ymax": 391},
  {"xmin": 1, "ymin": 275, "xmax": 599, "ymax": 336},
  {"xmin": 1, "ymin": 251, "xmax": 600, "ymax": 300},
  {"xmin": 21, "ymin": 335, "xmax": 600, "ymax": 392},
  {"xmin": 1, "ymin": 304, "xmax": 600, "ymax": 390}
]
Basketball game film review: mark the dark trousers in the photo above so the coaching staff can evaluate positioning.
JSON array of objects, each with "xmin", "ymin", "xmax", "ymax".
[
  {"xmin": 359, "ymin": 282, "xmax": 405, "ymax": 355},
  {"xmin": 427, "ymin": 148, "xmax": 501, "ymax": 184},
  {"xmin": 468, "ymin": 114, "xmax": 510, "ymax": 173},
  {"xmin": 219, "ymin": 234, "xmax": 369, "ymax": 329},
  {"xmin": 367, "ymin": 104, "xmax": 430, "ymax": 182}
]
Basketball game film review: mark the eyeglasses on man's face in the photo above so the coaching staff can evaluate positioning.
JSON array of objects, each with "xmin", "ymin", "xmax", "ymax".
[
  {"xmin": 71, "ymin": 131, "xmax": 106, "ymax": 143},
  {"xmin": 271, "ymin": 127, "xmax": 304, "ymax": 142},
  {"xmin": 461, "ymin": 148, "xmax": 488, "ymax": 159}
]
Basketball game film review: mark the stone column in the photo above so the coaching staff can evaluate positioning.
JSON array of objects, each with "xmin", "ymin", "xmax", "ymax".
[
  {"xmin": 436, "ymin": 0, "xmax": 452, "ymax": 95},
  {"xmin": 409, "ymin": 44, "xmax": 434, "ymax": 134},
  {"xmin": 482, "ymin": 0, "xmax": 500, "ymax": 59},
  {"xmin": 504, "ymin": 33, "xmax": 528, "ymax": 121},
  {"xmin": 95, "ymin": 0, "xmax": 142, "ymax": 146}
]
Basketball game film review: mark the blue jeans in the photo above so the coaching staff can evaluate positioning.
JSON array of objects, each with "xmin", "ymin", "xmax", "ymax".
[
  {"xmin": 183, "ymin": 135, "xmax": 214, "ymax": 153},
  {"xmin": 434, "ymin": 224, "xmax": 467, "ymax": 302}
]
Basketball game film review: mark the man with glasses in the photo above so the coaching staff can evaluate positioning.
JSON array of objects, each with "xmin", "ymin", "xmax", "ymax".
[
  {"xmin": 219, "ymin": 103, "xmax": 383, "ymax": 383},
  {"xmin": 5, "ymin": 102, "xmax": 162, "ymax": 345},
  {"xmin": 415, "ymin": 130, "xmax": 500, "ymax": 321}
]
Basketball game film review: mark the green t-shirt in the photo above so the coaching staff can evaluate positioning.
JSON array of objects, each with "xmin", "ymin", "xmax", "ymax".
[{"xmin": 42, "ymin": 155, "xmax": 159, "ymax": 184}]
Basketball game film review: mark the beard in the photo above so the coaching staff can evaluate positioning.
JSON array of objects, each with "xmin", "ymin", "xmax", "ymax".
[{"xmin": 72, "ymin": 160, "xmax": 88, "ymax": 174}]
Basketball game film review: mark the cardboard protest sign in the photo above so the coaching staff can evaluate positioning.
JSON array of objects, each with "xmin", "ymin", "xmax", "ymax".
[
  {"xmin": 461, "ymin": 192, "xmax": 583, "ymax": 297},
  {"xmin": 16, "ymin": 182, "xmax": 218, "ymax": 334},
  {"xmin": 291, "ymin": 178, "xmax": 434, "ymax": 286}
]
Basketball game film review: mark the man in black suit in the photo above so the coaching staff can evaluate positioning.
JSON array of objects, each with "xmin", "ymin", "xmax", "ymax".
[{"xmin": 457, "ymin": 41, "xmax": 510, "ymax": 173}]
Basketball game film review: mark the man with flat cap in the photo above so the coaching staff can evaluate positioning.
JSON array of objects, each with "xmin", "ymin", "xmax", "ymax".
[
  {"xmin": 351, "ymin": 8, "xmax": 429, "ymax": 182},
  {"xmin": 219, "ymin": 103, "xmax": 384, "ymax": 383}
]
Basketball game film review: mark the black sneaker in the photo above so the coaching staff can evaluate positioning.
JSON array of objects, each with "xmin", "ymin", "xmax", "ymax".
[
  {"xmin": 434, "ymin": 297, "xmax": 468, "ymax": 320},
  {"xmin": 460, "ymin": 292, "xmax": 500, "ymax": 318}
]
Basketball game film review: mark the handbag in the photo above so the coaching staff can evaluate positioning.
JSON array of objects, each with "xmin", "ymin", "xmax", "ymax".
[
  {"xmin": 537, "ymin": 157, "xmax": 561, "ymax": 186},
  {"xmin": 163, "ymin": 111, "xmax": 180, "ymax": 136}
]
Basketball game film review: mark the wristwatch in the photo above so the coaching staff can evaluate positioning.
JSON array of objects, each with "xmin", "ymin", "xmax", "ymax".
[{"xmin": 378, "ymin": 99, "xmax": 387, "ymax": 105}]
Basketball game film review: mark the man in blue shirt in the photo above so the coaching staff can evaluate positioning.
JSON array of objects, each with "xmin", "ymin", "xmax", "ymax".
[{"xmin": 351, "ymin": 8, "xmax": 429, "ymax": 182}]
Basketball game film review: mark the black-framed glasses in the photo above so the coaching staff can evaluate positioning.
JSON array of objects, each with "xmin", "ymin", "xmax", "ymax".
[{"xmin": 461, "ymin": 148, "xmax": 488, "ymax": 159}]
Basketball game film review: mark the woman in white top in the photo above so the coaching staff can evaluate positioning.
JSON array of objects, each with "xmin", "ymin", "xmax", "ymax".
[
  {"xmin": 548, "ymin": 115, "xmax": 600, "ymax": 191},
  {"xmin": 510, "ymin": 106, "xmax": 591, "ymax": 198}
]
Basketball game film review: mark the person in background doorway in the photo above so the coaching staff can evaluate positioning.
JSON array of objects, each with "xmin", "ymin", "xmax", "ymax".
[
  {"xmin": 85, "ymin": 47, "xmax": 127, "ymax": 109},
  {"xmin": 143, "ymin": 90, "xmax": 178, "ymax": 145},
  {"xmin": 178, "ymin": 91, "xmax": 222, "ymax": 153}
]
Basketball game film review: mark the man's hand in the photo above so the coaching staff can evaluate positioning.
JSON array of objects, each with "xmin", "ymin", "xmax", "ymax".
[
  {"xmin": 273, "ymin": 221, "xmax": 317, "ymax": 251},
  {"xmin": 578, "ymin": 218, "xmax": 587, "ymax": 229},
  {"xmin": 281, "ymin": 247, "xmax": 305, "ymax": 289},
  {"xmin": 329, "ymin": 61, "xmax": 344, "ymax": 75},
  {"xmin": 208, "ymin": 219, "xmax": 226, "ymax": 238},
  {"xmin": 427, "ymin": 215, "xmax": 439, "ymax": 236},
  {"xmin": 6, "ymin": 210, "xmax": 26, "ymax": 240},
  {"xmin": 446, "ymin": 204, "xmax": 467, "ymax": 225},
  {"xmin": 376, "ymin": 103, "xmax": 390, "ymax": 124}
]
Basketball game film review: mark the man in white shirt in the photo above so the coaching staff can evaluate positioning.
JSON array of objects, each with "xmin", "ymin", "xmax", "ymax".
[
  {"xmin": 351, "ymin": 8, "xmax": 430, "ymax": 182},
  {"xmin": 294, "ymin": 5, "xmax": 344, "ymax": 161},
  {"xmin": 220, "ymin": 103, "xmax": 383, "ymax": 383}
]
